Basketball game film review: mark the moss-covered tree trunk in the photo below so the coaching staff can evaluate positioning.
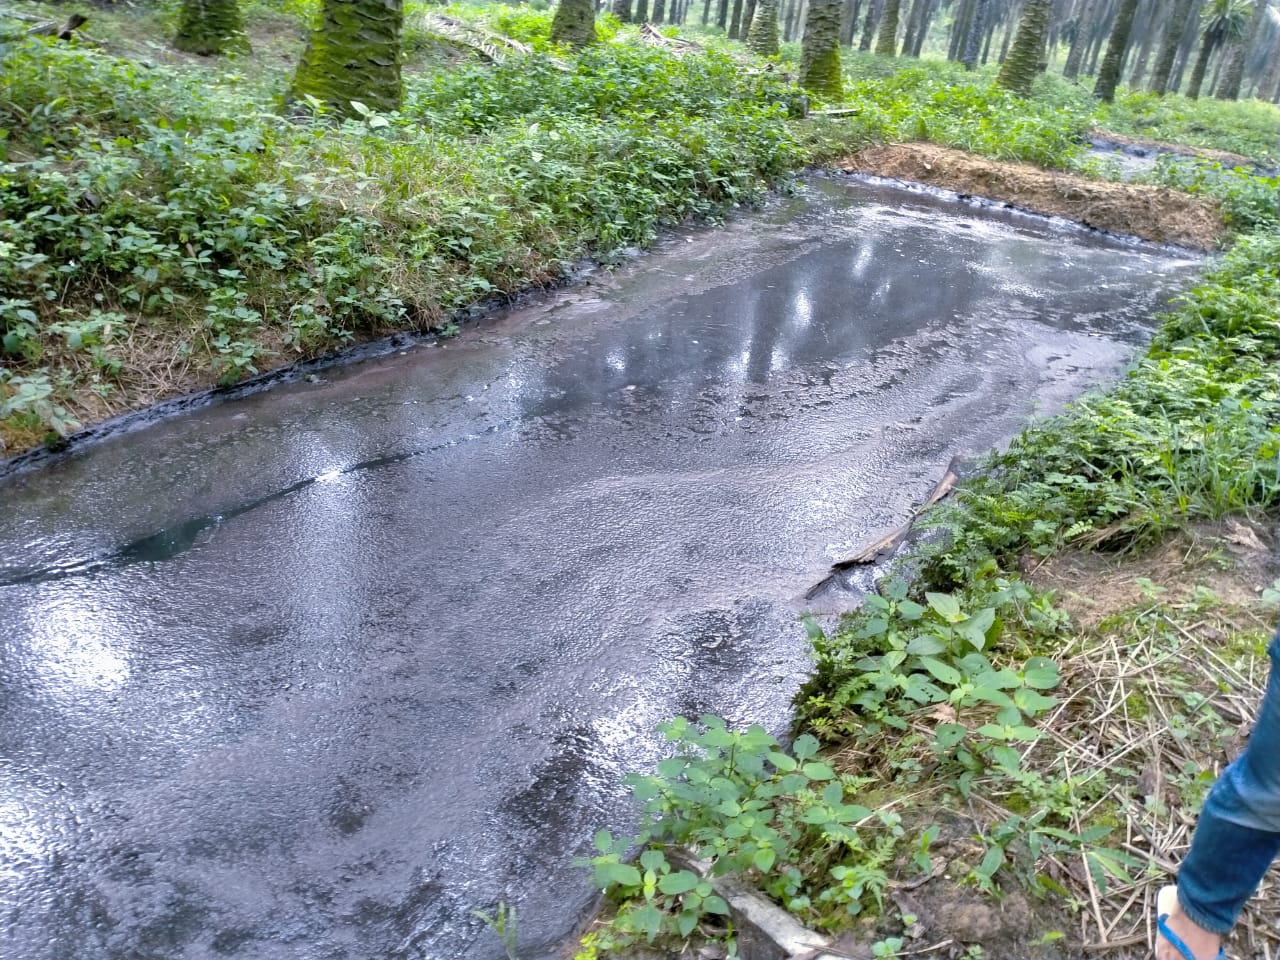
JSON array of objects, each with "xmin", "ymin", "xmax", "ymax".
[
  {"xmin": 1093, "ymin": 0, "xmax": 1139, "ymax": 101},
  {"xmin": 801, "ymin": 0, "xmax": 843, "ymax": 98},
  {"xmin": 1217, "ymin": 0, "xmax": 1266, "ymax": 99},
  {"xmin": 173, "ymin": 0, "xmax": 248, "ymax": 56},
  {"xmin": 614, "ymin": 0, "xmax": 634, "ymax": 23},
  {"xmin": 289, "ymin": 0, "xmax": 402, "ymax": 116},
  {"xmin": 1149, "ymin": 0, "xmax": 1195, "ymax": 93},
  {"xmin": 747, "ymin": 0, "xmax": 780, "ymax": 55},
  {"xmin": 995, "ymin": 0, "xmax": 1051, "ymax": 96},
  {"xmin": 873, "ymin": 0, "xmax": 900, "ymax": 54},
  {"xmin": 550, "ymin": 0, "xmax": 595, "ymax": 46}
]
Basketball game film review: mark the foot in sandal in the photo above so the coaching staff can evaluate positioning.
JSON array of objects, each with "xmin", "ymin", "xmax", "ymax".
[{"xmin": 1155, "ymin": 885, "xmax": 1225, "ymax": 960}]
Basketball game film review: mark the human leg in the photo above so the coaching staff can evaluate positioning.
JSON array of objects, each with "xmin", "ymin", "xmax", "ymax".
[{"xmin": 1161, "ymin": 629, "xmax": 1280, "ymax": 955}]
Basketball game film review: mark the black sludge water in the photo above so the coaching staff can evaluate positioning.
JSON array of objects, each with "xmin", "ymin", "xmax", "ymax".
[{"xmin": 0, "ymin": 177, "xmax": 1200, "ymax": 960}]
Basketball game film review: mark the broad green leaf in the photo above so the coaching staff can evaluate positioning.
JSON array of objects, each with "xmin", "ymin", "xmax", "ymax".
[
  {"xmin": 595, "ymin": 860, "xmax": 642, "ymax": 888},
  {"xmin": 658, "ymin": 870, "xmax": 700, "ymax": 895},
  {"xmin": 903, "ymin": 673, "xmax": 946, "ymax": 704},
  {"xmin": 988, "ymin": 744, "xmax": 1022, "ymax": 771},
  {"xmin": 956, "ymin": 606, "xmax": 996, "ymax": 650},
  {"xmin": 677, "ymin": 910, "xmax": 699, "ymax": 937},
  {"xmin": 967, "ymin": 687, "xmax": 1016, "ymax": 709},
  {"xmin": 835, "ymin": 803, "xmax": 872, "ymax": 822},
  {"xmin": 1023, "ymin": 656, "xmax": 1061, "ymax": 690},
  {"xmin": 639, "ymin": 849, "xmax": 666, "ymax": 872},
  {"xmin": 656, "ymin": 757, "xmax": 687, "ymax": 779},
  {"xmin": 905, "ymin": 633, "xmax": 945, "ymax": 655},
  {"xmin": 822, "ymin": 781, "xmax": 844, "ymax": 805},
  {"xmin": 1014, "ymin": 688, "xmax": 1059, "ymax": 714},
  {"xmin": 897, "ymin": 599, "xmax": 926, "ymax": 621},
  {"xmin": 754, "ymin": 847, "xmax": 776, "ymax": 872},
  {"xmin": 926, "ymin": 592, "xmax": 963, "ymax": 622},
  {"xmin": 768, "ymin": 751, "xmax": 797, "ymax": 772},
  {"xmin": 632, "ymin": 902, "xmax": 663, "ymax": 942},
  {"xmin": 918, "ymin": 656, "xmax": 962, "ymax": 685},
  {"xmin": 702, "ymin": 895, "xmax": 731, "ymax": 915},
  {"xmin": 593, "ymin": 829, "xmax": 614, "ymax": 854},
  {"xmin": 791, "ymin": 734, "xmax": 819, "ymax": 761},
  {"xmin": 933, "ymin": 723, "xmax": 967, "ymax": 749},
  {"xmin": 802, "ymin": 761, "xmax": 835, "ymax": 781}
]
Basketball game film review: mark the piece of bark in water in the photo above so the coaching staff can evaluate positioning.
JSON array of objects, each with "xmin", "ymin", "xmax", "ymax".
[{"xmin": 805, "ymin": 456, "xmax": 963, "ymax": 600}]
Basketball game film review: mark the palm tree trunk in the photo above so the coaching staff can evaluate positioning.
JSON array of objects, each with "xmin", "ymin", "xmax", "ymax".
[
  {"xmin": 1187, "ymin": 33, "xmax": 1218, "ymax": 99},
  {"xmin": 1094, "ymin": 0, "xmax": 1139, "ymax": 101},
  {"xmin": 652, "ymin": 0, "xmax": 667, "ymax": 22},
  {"xmin": 996, "ymin": 0, "xmax": 1052, "ymax": 95},
  {"xmin": 901, "ymin": 0, "xmax": 923, "ymax": 54},
  {"xmin": 728, "ymin": 0, "xmax": 745, "ymax": 36},
  {"xmin": 174, "ymin": 0, "xmax": 248, "ymax": 55},
  {"xmin": 289, "ymin": 0, "xmax": 402, "ymax": 115},
  {"xmin": 551, "ymin": 0, "xmax": 595, "ymax": 43},
  {"xmin": 948, "ymin": 0, "xmax": 974, "ymax": 59},
  {"xmin": 1217, "ymin": 0, "xmax": 1267, "ymax": 99},
  {"xmin": 801, "ymin": 0, "xmax": 844, "ymax": 96},
  {"xmin": 961, "ymin": 0, "xmax": 989, "ymax": 68},
  {"xmin": 1149, "ymin": 0, "xmax": 1195, "ymax": 92},
  {"xmin": 614, "ymin": 0, "xmax": 634, "ymax": 21},
  {"xmin": 1062, "ymin": 0, "xmax": 1097, "ymax": 78},
  {"xmin": 874, "ymin": 0, "xmax": 902, "ymax": 53},
  {"xmin": 858, "ymin": 0, "xmax": 882, "ymax": 49},
  {"xmin": 747, "ymin": 0, "xmax": 781, "ymax": 53},
  {"xmin": 1126, "ymin": 0, "xmax": 1159, "ymax": 87},
  {"xmin": 910, "ymin": 0, "xmax": 935, "ymax": 55},
  {"xmin": 996, "ymin": 0, "xmax": 1018, "ymax": 63},
  {"xmin": 840, "ymin": 0, "xmax": 860, "ymax": 45}
]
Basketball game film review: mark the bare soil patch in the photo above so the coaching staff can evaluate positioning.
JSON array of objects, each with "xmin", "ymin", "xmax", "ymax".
[
  {"xmin": 839, "ymin": 143, "xmax": 1226, "ymax": 251},
  {"xmin": 1028, "ymin": 517, "xmax": 1278, "ymax": 633}
]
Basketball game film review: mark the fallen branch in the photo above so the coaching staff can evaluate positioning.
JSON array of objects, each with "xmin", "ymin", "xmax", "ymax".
[
  {"xmin": 28, "ymin": 13, "xmax": 88, "ymax": 40},
  {"xmin": 805, "ymin": 455, "xmax": 962, "ymax": 599},
  {"xmin": 638, "ymin": 22, "xmax": 704, "ymax": 54}
]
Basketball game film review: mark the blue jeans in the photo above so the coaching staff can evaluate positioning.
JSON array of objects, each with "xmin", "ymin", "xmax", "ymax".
[{"xmin": 1177, "ymin": 628, "xmax": 1280, "ymax": 935}]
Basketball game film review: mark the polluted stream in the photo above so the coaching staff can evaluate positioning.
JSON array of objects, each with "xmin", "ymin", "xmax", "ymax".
[{"xmin": 0, "ymin": 177, "xmax": 1201, "ymax": 960}]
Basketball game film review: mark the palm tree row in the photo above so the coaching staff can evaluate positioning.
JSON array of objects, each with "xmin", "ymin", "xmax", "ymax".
[{"xmin": 171, "ymin": 0, "xmax": 1280, "ymax": 114}]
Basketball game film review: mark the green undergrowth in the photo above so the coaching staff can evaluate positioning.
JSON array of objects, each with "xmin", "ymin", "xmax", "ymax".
[
  {"xmin": 0, "ymin": 15, "xmax": 800, "ymax": 450},
  {"xmin": 800, "ymin": 56, "xmax": 1096, "ymax": 168},
  {"xmin": 1099, "ymin": 88, "xmax": 1280, "ymax": 166},
  {"xmin": 582, "ymin": 215, "xmax": 1280, "ymax": 956}
]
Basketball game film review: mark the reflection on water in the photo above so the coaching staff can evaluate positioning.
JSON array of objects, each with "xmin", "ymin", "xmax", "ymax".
[{"xmin": 0, "ymin": 178, "xmax": 1201, "ymax": 960}]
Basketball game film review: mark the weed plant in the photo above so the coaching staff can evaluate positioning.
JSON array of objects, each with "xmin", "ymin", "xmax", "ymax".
[
  {"xmin": 1100, "ymin": 88, "xmax": 1280, "ymax": 166},
  {"xmin": 0, "ymin": 22, "xmax": 800, "ymax": 448},
  {"xmin": 587, "ymin": 126, "xmax": 1280, "ymax": 959},
  {"xmin": 798, "ymin": 54, "xmax": 1097, "ymax": 167}
]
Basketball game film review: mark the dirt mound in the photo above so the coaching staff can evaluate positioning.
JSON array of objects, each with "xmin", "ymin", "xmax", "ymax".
[{"xmin": 839, "ymin": 142, "xmax": 1225, "ymax": 251}]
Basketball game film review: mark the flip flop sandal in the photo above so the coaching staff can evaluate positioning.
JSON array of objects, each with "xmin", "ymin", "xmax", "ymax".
[{"xmin": 1156, "ymin": 885, "xmax": 1227, "ymax": 960}]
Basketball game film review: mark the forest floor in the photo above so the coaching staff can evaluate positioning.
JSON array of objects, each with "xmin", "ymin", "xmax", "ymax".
[{"xmin": 839, "ymin": 141, "xmax": 1226, "ymax": 250}]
